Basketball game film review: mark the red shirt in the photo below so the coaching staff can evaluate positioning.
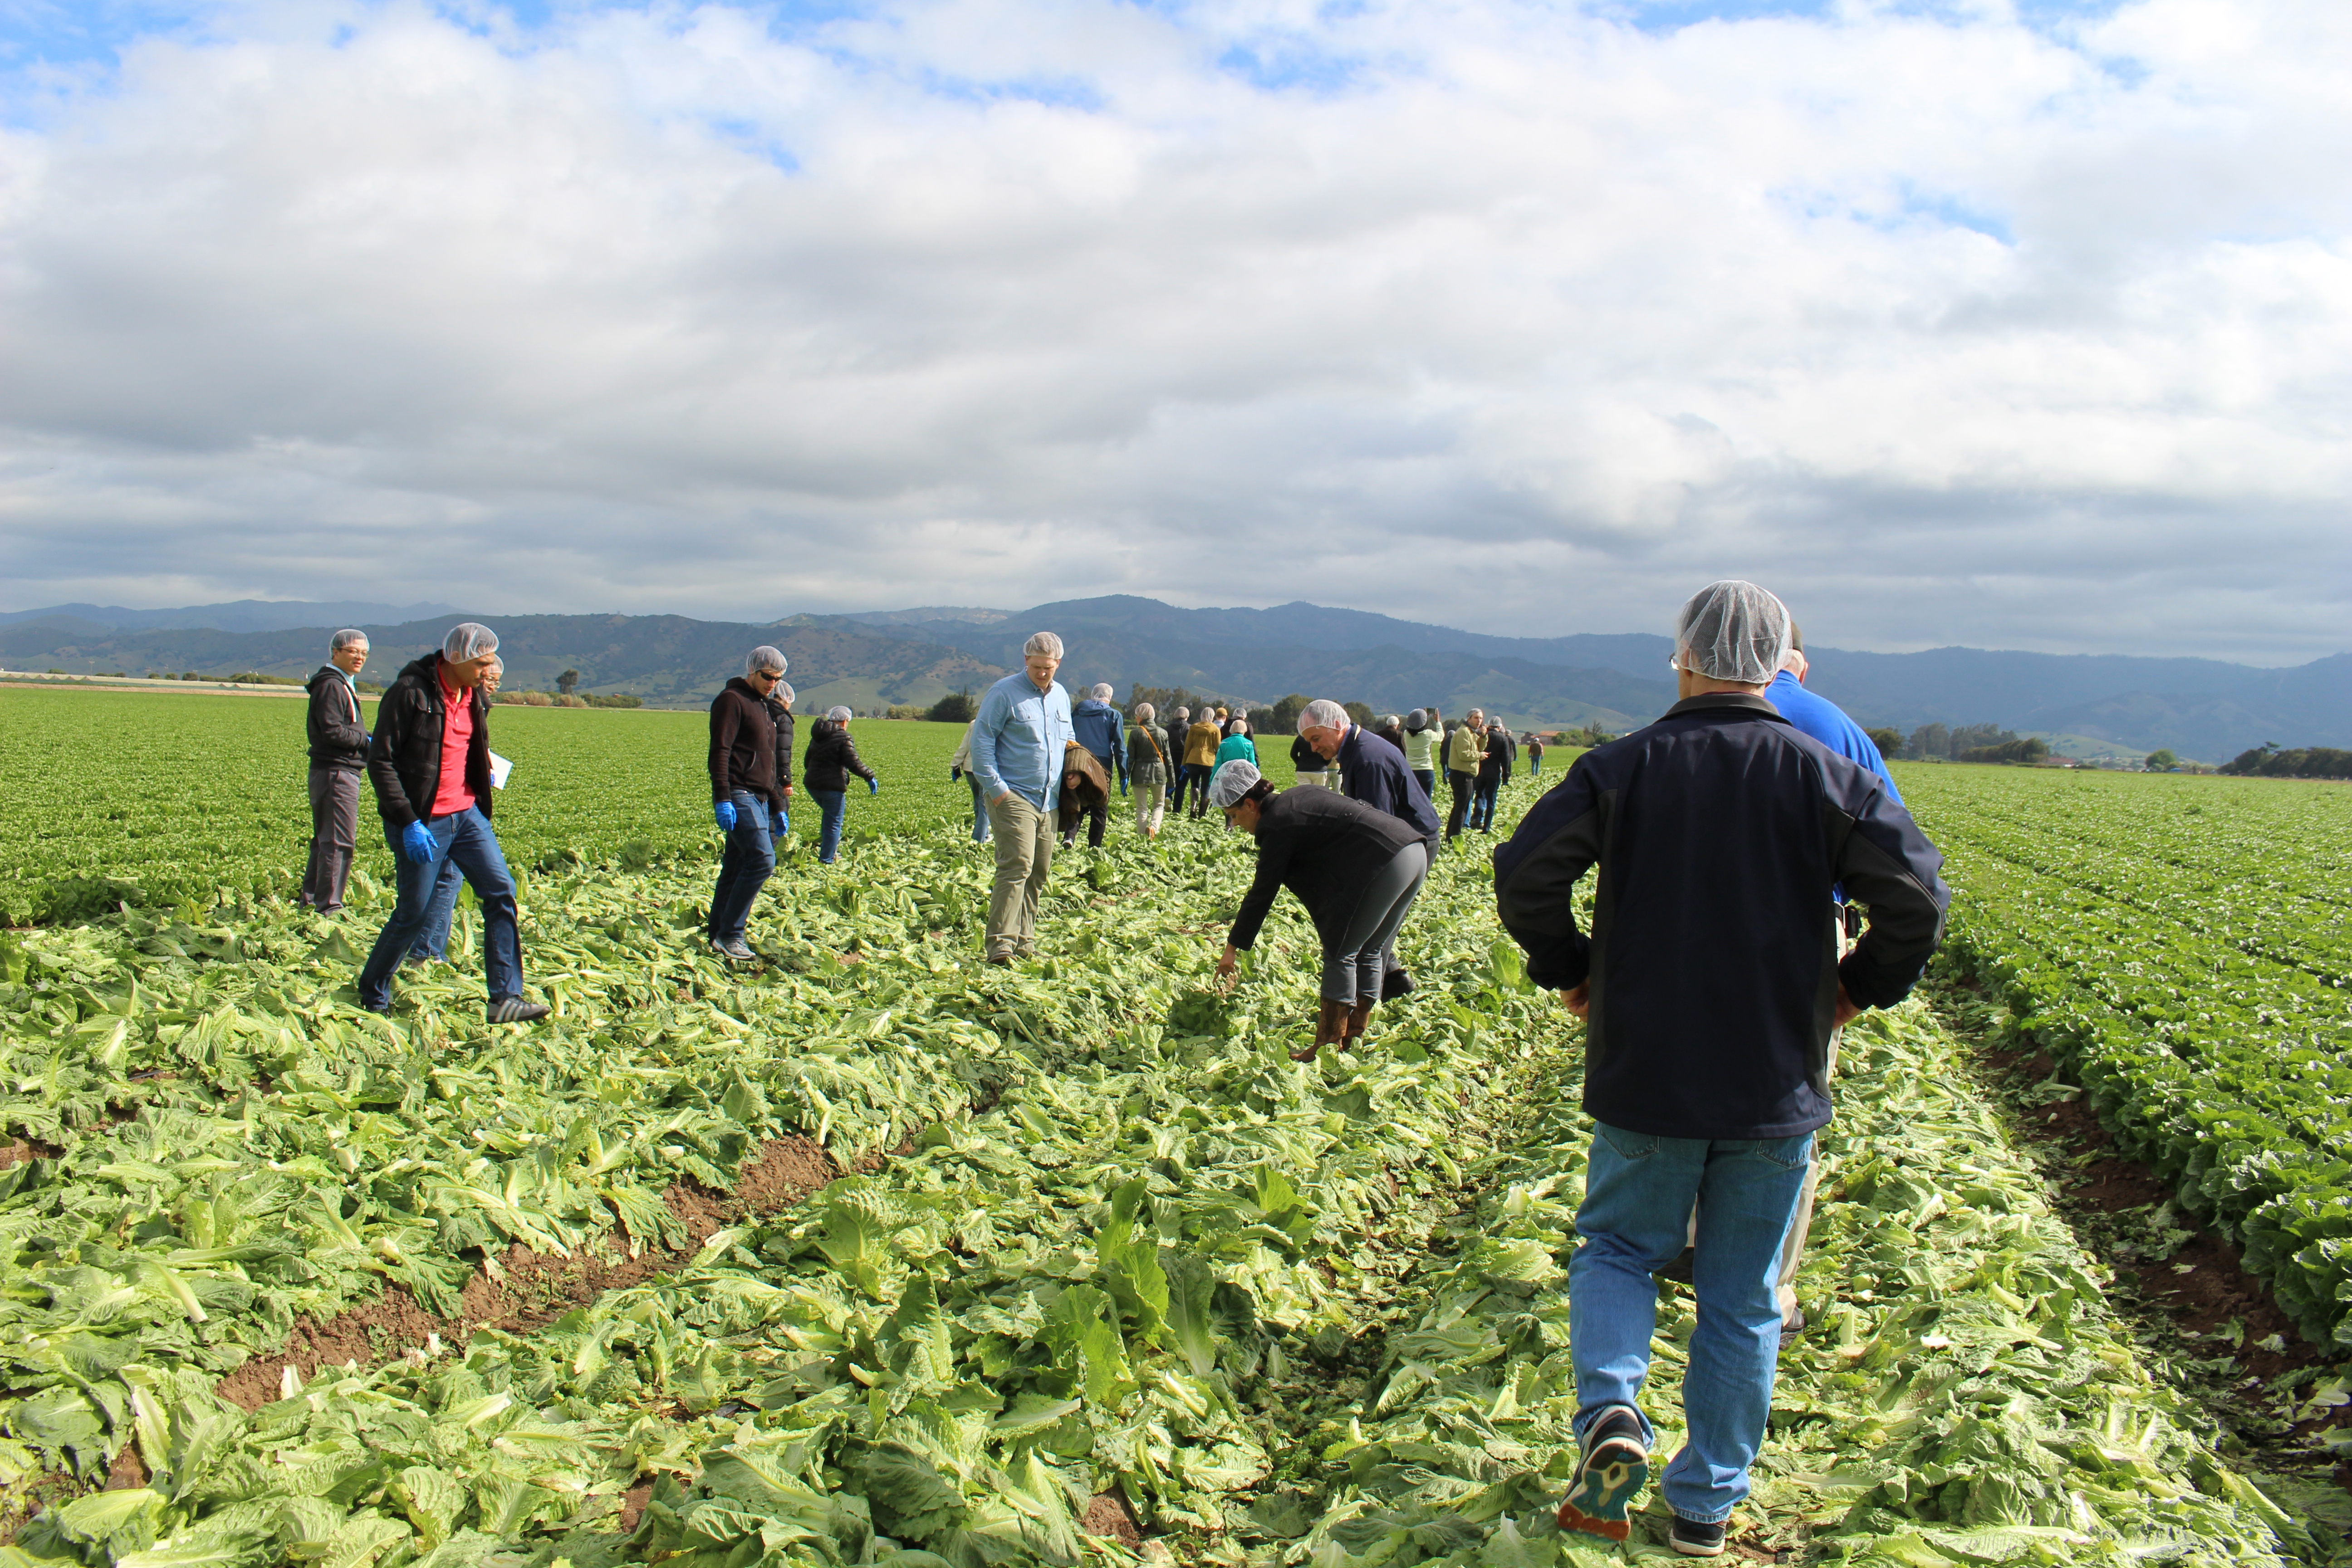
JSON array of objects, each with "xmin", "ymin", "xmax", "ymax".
[{"xmin": 431, "ymin": 667, "xmax": 477, "ymax": 818}]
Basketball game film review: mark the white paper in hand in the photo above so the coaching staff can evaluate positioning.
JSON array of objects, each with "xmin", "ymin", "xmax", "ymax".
[{"xmin": 488, "ymin": 751, "xmax": 514, "ymax": 791}]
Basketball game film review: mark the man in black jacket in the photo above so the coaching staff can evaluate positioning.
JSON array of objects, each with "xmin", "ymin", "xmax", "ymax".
[
  {"xmin": 706, "ymin": 646, "xmax": 791, "ymax": 961},
  {"xmin": 1299, "ymin": 699, "xmax": 1441, "ymax": 1005},
  {"xmin": 1493, "ymin": 581, "xmax": 1947, "ymax": 1556},
  {"xmin": 356, "ymin": 623, "xmax": 548, "ymax": 1024},
  {"xmin": 299, "ymin": 629, "xmax": 371, "ymax": 915}
]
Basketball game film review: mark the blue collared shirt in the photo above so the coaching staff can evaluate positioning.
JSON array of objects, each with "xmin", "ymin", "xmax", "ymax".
[
  {"xmin": 1764, "ymin": 671, "xmax": 1901, "ymax": 803},
  {"xmin": 971, "ymin": 672, "xmax": 1075, "ymax": 811}
]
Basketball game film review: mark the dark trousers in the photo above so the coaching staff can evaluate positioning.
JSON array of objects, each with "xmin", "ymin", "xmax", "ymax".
[
  {"xmin": 1068, "ymin": 794, "xmax": 1109, "ymax": 848},
  {"xmin": 1471, "ymin": 776, "xmax": 1500, "ymax": 830},
  {"xmin": 1445, "ymin": 770, "xmax": 1475, "ymax": 839},
  {"xmin": 300, "ymin": 766, "xmax": 361, "ymax": 911},
  {"xmin": 1180, "ymin": 763, "xmax": 1215, "ymax": 816},
  {"xmin": 708, "ymin": 788, "xmax": 777, "ymax": 942},
  {"xmin": 358, "ymin": 807, "xmax": 520, "ymax": 1010}
]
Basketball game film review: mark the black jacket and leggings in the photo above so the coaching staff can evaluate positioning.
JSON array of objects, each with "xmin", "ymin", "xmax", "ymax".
[{"xmin": 1230, "ymin": 789, "xmax": 1431, "ymax": 1004}]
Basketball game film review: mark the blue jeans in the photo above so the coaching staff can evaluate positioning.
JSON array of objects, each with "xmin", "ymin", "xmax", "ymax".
[
  {"xmin": 707, "ymin": 789, "xmax": 777, "ymax": 943},
  {"xmin": 1532, "ymin": 756, "xmax": 1543, "ymax": 774},
  {"xmin": 358, "ymin": 807, "xmax": 522, "ymax": 1010},
  {"xmin": 1411, "ymin": 768, "xmax": 1436, "ymax": 803},
  {"xmin": 1470, "ymin": 778, "xmax": 1499, "ymax": 829},
  {"xmin": 408, "ymin": 858, "xmax": 463, "ymax": 961},
  {"xmin": 967, "ymin": 775, "xmax": 991, "ymax": 842},
  {"xmin": 1569, "ymin": 1122, "xmax": 1814, "ymax": 1524},
  {"xmin": 812, "ymin": 789, "xmax": 847, "ymax": 863}
]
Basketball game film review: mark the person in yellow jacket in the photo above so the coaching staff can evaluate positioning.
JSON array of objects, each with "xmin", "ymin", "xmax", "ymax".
[
  {"xmin": 1182, "ymin": 710, "xmax": 1225, "ymax": 818},
  {"xmin": 1443, "ymin": 707, "xmax": 1489, "ymax": 844}
]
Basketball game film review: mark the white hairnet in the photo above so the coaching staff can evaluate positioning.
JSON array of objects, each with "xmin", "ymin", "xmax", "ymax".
[
  {"xmin": 1090, "ymin": 682, "xmax": 1113, "ymax": 700},
  {"xmin": 1208, "ymin": 759, "xmax": 1261, "ymax": 808},
  {"xmin": 1133, "ymin": 702, "xmax": 1155, "ymax": 723},
  {"xmin": 1024, "ymin": 632, "xmax": 1064, "ymax": 659},
  {"xmin": 442, "ymin": 622, "xmax": 499, "ymax": 662},
  {"xmin": 329, "ymin": 628, "xmax": 368, "ymax": 654},
  {"xmin": 1173, "ymin": 706, "xmax": 1190, "ymax": 719},
  {"xmin": 746, "ymin": 645, "xmax": 787, "ymax": 676},
  {"xmin": 773, "ymin": 681, "xmax": 794, "ymax": 707},
  {"xmin": 825, "ymin": 705, "xmax": 853, "ymax": 722},
  {"xmin": 1298, "ymin": 699, "xmax": 1349, "ymax": 733},
  {"xmin": 1227, "ymin": 718, "xmax": 1248, "ymax": 735},
  {"xmin": 1675, "ymin": 580, "xmax": 1791, "ymax": 685}
]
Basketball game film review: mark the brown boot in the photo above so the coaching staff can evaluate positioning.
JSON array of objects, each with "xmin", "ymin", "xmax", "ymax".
[
  {"xmin": 1293, "ymin": 997, "xmax": 1351, "ymax": 1062},
  {"xmin": 1343, "ymin": 999, "xmax": 1372, "ymax": 1048}
]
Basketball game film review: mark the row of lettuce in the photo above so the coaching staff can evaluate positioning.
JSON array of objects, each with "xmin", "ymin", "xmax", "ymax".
[{"xmin": 1902, "ymin": 767, "xmax": 2352, "ymax": 1346}]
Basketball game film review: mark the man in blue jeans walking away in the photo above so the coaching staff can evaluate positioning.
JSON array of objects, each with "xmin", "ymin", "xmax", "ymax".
[
  {"xmin": 706, "ymin": 646, "xmax": 792, "ymax": 961},
  {"xmin": 357, "ymin": 623, "xmax": 550, "ymax": 1024},
  {"xmin": 1493, "ymin": 581, "xmax": 1947, "ymax": 1556}
]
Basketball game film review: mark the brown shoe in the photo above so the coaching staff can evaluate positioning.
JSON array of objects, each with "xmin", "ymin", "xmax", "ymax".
[
  {"xmin": 1343, "ymin": 999, "xmax": 1372, "ymax": 1047},
  {"xmin": 1292, "ymin": 996, "xmax": 1352, "ymax": 1062}
]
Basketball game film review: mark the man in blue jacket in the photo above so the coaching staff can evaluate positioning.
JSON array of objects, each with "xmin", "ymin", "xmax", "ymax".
[
  {"xmin": 970, "ymin": 632, "xmax": 1076, "ymax": 965},
  {"xmin": 1493, "ymin": 582, "xmax": 1947, "ymax": 1557},
  {"xmin": 1766, "ymin": 624, "xmax": 1901, "ymax": 801},
  {"xmin": 1068, "ymin": 682, "xmax": 1126, "ymax": 847}
]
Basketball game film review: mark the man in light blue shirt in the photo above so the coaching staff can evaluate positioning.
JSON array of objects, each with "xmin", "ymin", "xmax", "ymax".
[{"xmin": 971, "ymin": 631, "xmax": 1076, "ymax": 964}]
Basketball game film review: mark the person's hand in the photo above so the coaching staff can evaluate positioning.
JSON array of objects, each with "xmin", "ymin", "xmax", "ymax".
[
  {"xmin": 950, "ymin": 766, "xmax": 963, "ymax": 782},
  {"xmin": 1560, "ymin": 982, "xmax": 1591, "ymax": 1019},
  {"xmin": 771, "ymin": 807, "xmax": 788, "ymax": 836},
  {"xmin": 867, "ymin": 778, "xmax": 881, "ymax": 796},
  {"xmin": 714, "ymin": 801, "xmax": 738, "ymax": 832},
  {"xmin": 781, "ymin": 784, "xmax": 793, "ymax": 798},
  {"xmin": 400, "ymin": 821, "xmax": 437, "ymax": 866},
  {"xmin": 990, "ymin": 789, "xmax": 1011, "ymax": 806},
  {"xmin": 1215, "ymin": 945, "xmax": 1240, "ymax": 985},
  {"xmin": 1833, "ymin": 985, "xmax": 1861, "ymax": 1029}
]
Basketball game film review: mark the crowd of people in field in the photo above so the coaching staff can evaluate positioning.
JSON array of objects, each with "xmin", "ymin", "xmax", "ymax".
[{"xmin": 291, "ymin": 581, "xmax": 1947, "ymax": 1558}]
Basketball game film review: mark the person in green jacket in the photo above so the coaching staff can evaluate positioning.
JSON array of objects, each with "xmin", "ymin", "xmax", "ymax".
[
  {"xmin": 1444, "ymin": 707, "xmax": 1489, "ymax": 843},
  {"xmin": 1216, "ymin": 717, "xmax": 1260, "ymax": 771}
]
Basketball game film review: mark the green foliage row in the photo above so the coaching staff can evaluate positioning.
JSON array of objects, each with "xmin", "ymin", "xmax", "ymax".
[
  {"xmin": 0, "ymin": 692, "xmax": 971, "ymax": 926},
  {"xmin": 1900, "ymin": 764, "xmax": 2352, "ymax": 1345}
]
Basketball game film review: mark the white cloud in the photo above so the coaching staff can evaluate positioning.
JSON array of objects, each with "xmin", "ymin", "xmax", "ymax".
[{"xmin": 0, "ymin": 0, "xmax": 2346, "ymax": 659}]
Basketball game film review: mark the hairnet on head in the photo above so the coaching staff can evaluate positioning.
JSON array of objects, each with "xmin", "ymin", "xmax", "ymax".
[
  {"xmin": 1024, "ymin": 632, "xmax": 1064, "ymax": 659},
  {"xmin": 773, "ymin": 681, "xmax": 795, "ymax": 707},
  {"xmin": 1298, "ymin": 699, "xmax": 1349, "ymax": 733},
  {"xmin": 442, "ymin": 622, "xmax": 499, "ymax": 662},
  {"xmin": 1173, "ymin": 706, "xmax": 1190, "ymax": 719},
  {"xmin": 1674, "ymin": 580, "xmax": 1791, "ymax": 685},
  {"xmin": 746, "ymin": 645, "xmax": 788, "ymax": 677},
  {"xmin": 1381, "ymin": 715, "xmax": 1401, "ymax": 730},
  {"xmin": 1133, "ymin": 702, "xmax": 1155, "ymax": 723},
  {"xmin": 1090, "ymin": 682, "xmax": 1113, "ymax": 701},
  {"xmin": 1208, "ymin": 759, "xmax": 1261, "ymax": 808},
  {"xmin": 1404, "ymin": 709, "xmax": 1428, "ymax": 733},
  {"xmin": 1227, "ymin": 718, "xmax": 1248, "ymax": 735},
  {"xmin": 825, "ymin": 705, "xmax": 853, "ymax": 722},
  {"xmin": 329, "ymin": 628, "xmax": 368, "ymax": 654}
]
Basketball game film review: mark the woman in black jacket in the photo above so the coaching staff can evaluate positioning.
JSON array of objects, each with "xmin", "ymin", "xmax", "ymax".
[
  {"xmin": 802, "ymin": 706, "xmax": 879, "ymax": 864},
  {"xmin": 1210, "ymin": 760, "xmax": 1429, "ymax": 1060}
]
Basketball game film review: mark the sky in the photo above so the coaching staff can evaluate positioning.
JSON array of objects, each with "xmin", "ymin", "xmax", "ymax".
[{"xmin": 0, "ymin": 0, "xmax": 2345, "ymax": 662}]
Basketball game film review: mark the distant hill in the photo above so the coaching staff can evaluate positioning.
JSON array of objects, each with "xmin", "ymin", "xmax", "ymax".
[
  {"xmin": 3, "ymin": 594, "xmax": 2341, "ymax": 760},
  {"xmin": 0, "ymin": 599, "xmax": 463, "ymax": 636}
]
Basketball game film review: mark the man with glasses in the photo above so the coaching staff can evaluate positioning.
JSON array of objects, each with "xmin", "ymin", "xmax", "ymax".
[{"xmin": 707, "ymin": 646, "xmax": 792, "ymax": 961}]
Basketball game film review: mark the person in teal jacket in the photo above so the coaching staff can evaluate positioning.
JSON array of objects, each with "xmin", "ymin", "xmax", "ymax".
[{"xmin": 1216, "ymin": 717, "xmax": 1260, "ymax": 771}]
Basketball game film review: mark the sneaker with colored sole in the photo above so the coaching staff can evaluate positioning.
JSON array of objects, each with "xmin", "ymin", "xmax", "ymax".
[
  {"xmin": 1669, "ymin": 1516, "xmax": 1728, "ymax": 1557},
  {"xmin": 1556, "ymin": 1405, "xmax": 1648, "ymax": 1543},
  {"xmin": 485, "ymin": 996, "xmax": 551, "ymax": 1024}
]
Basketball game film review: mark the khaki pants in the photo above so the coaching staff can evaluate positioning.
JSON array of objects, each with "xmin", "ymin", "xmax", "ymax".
[{"xmin": 984, "ymin": 792, "xmax": 1055, "ymax": 960}]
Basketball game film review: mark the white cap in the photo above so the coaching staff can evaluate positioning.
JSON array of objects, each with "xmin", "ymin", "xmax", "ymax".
[
  {"xmin": 1674, "ymin": 580, "xmax": 1791, "ymax": 686},
  {"xmin": 442, "ymin": 622, "xmax": 498, "ymax": 662},
  {"xmin": 1208, "ymin": 759, "xmax": 1261, "ymax": 808}
]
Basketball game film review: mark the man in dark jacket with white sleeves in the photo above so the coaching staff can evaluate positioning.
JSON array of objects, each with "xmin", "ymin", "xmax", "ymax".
[{"xmin": 1492, "ymin": 581, "xmax": 1947, "ymax": 1557}]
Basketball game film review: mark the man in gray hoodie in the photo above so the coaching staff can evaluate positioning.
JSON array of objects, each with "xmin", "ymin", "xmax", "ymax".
[{"xmin": 299, "ymin": 629, "xmax": 371, "ymax": 914}]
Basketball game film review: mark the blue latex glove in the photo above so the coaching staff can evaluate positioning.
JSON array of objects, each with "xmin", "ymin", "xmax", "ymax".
[
  {"xmin": 714, "ymin": 800, "xmax": 738, "ymax": 832},
  {"xmin": 950, "ymin": 766, "xmax": 962, "ymax": 782},
  {"xmin": 771, "ymin": 806, "xmax": 788, "ymax": 835},
  {"xmin": 400, "ymin": 821, "xmax": 437, "ymax": 865},
  {"xmin": 867, "ymin": 778, "xmax": 881, "ymax": 796}
]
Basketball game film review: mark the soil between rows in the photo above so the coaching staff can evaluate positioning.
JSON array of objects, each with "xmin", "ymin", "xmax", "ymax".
[{"xmin": 1930, "ymin": 980, "xmax": 2352, "ymax": 1547}]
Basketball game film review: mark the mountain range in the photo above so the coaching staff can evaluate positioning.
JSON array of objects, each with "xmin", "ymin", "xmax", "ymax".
[{"xmin": 2, "ymin": 595, "xmax": 2342, "ymax": 762}]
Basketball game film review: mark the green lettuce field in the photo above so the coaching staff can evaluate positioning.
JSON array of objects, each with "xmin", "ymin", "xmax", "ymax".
[{"xmin": 1, "ymin": 686, "xmax": 2343, "ymax": 1567}]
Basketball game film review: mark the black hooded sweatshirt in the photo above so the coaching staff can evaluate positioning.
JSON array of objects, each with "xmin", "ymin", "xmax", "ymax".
[
  {"xmin": 366, "ymin": 654, "xmax": 495, "ymax": 828},
  {"xmin": 305, "ymin": 666, "xmax": 369, "ymax": 771}
]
